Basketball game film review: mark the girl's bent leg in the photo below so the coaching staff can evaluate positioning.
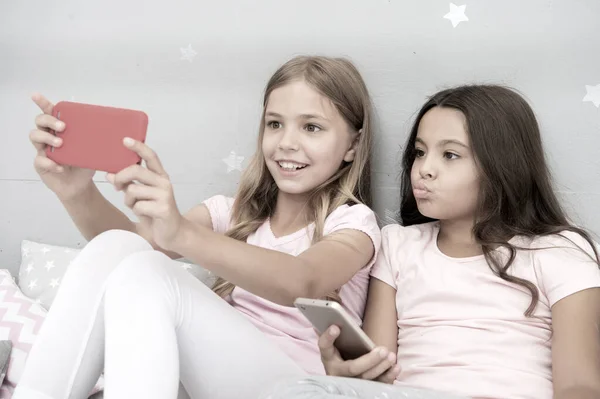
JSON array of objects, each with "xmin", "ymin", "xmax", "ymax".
[
  {"xmin": 14, "ymin": 230, "xmax": 153, "ymax": 399},
  {"xmin": 102, "ymin": 250, "xmax": 305, "ymax": 399}
]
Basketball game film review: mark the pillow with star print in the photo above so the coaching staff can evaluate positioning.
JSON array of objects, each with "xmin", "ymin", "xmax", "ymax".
[
  {"xmin": 0, "ymin": 269, "xmax": 105, "ymax": 397},
  {"xmin": 18, "ymin": 239, "xmax": 216, "ymax": 310}
]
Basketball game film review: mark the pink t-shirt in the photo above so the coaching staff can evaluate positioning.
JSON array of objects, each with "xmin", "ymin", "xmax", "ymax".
[
  {"xmin": 203, "ymin": 195, "xmax": 381, "ymax": 374},
  {"xmin": 371, "ymin": 222, "xmax": 600, "ymax": 399}
]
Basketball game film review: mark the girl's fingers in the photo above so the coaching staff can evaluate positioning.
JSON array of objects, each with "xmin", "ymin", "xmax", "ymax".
[
  {"xmin": 131, "ymin": 200, "xmax": 163, "ymax": 219},
  {"xmin": 32, "ymin": 93, "xmax": 55, "ymax": 115},
  {"xmin": 124, "ymin": 184, "xmax": 164, "ymax": 209},
  {"xmin": 30, "ymin": 129, "xmax": 62, "ymax": 152},
  {"xmin": 34, "ymin": 113, "xmax": 64, "ymax": 133},
  {"xmin": 112, "ymin": 165, "xmax": 165, "ymax": 191},
  {"xmin": 343, "ymin": 347, "xmax": 392, "ymax": 377},
  {"xmin": 122, "ymin": 138, "xmax": 168, "ymax": 177},
  {"xmin": 359, "ymin": 352, "xmax": 396, "ymax": 380},
  {"xmin": 106, "ymin": 173, "xmax": 116, "ymax": 185},
  {"xmin": 377, "ymin": 364, "xmax": 401, "ymax": 384},
  {"xmin": 34, "ymin": 155, "xmax": 63, "ymax": 174},
  {"xmin": 319, "ymin": 325, "xmax": 342, "ymax": 364}
]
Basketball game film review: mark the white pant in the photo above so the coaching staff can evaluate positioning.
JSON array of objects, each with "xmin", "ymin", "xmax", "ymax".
[
  {"xmin": 260, "ymin": 376, "xmax": 466, "ymax": 399},
  {"xmin": 13, "ymin": 230, "xmax": 304, "ymax": 399}
]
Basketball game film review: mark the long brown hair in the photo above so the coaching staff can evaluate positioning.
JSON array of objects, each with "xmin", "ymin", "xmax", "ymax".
[
  {"xmin": 212, "ymin": 55, "xmax": 374, "ymax": 300},
  {"xmin": 399, "ymin": 84, "xmax": 599, "ymax": 316}
]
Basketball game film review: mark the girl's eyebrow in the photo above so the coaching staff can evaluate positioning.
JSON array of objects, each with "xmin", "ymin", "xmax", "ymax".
[
  {"xmin": 265, "ymin": 111, "xmax": 330, "ymax": 121},
  {"xmin": 416, "ymin": 137, "xmax": 469, "ymax": 148},
  {"xmin": 298, "ymin": 113, "xmax": 330, "ymax": 122},
  {"xmin": 265, "ymin": 111, "xmax": 282, "ymax": 118},
  {"xmin": 439, "ymin": 139, "xmax": 469, "ymax": 148}
]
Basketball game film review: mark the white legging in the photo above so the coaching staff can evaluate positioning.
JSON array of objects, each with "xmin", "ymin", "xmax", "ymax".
[{"xmin": 13, "ymin": 230, "xmax": 305, "ymax": 399}]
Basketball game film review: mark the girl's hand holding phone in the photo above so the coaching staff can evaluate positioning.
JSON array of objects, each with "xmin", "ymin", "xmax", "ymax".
[
  {"xmin": 319, "ymin": 325, "xmax": 400, "ymax": 384},
  {"xmin": 29, "ymin": 93, "xmax": 96, "ymax": 200},
  {"xmin": 106, "ymin": 139, "xmax": 184, "ymax": 251}
]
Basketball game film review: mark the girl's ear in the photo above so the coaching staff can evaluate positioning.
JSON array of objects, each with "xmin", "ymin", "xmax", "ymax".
[{"xmin": 343, "ymin": 129, "xmax": 362, "ymax": 162}]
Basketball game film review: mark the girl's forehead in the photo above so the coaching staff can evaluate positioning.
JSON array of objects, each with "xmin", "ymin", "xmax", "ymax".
[
  {"xmin": 417, "ymin": 107, "xmax": 469, "ymax": 143},
  {"xmin": 265, "ymin": 83, "xmax": 339, "ymax": 119}
]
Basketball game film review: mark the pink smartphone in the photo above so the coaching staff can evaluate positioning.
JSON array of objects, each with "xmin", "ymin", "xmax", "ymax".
[
  {"xmin": 46, "ymin": 101, "xmax": 149, "ymax": 173},
  {"xmin": 294, "ymin": 298, "xmax": 376, "ymax": 360}
]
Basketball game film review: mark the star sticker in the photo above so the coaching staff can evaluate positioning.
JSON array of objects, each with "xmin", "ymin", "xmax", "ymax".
[
  {"xmin": 583, "ymin": 84, "xmax": 600, "ymax": 108},
  {"xmin": 45, "ymin": 261, "xmax": 56, "ymax": 271},
  {"xmin": 26, "ymin": 263, "xmax": 35, "ymax": 274},
  {"xmin": 49, "ymin": 278, "xmax": 60, "ymax": 288},
  {"xmin": 444, "ymin": 3, "xmax": 469, "ymax": 28},
  {"xmin": 180, "ymin": 44, "xmax": 197, "ymax": 62},
  {"xmin": 41, "ymin": 246, "xmax": 50, "ymax": 254},
  {"xmin": 28, "ymin": 280, "xmax": 38, "ymax": 290},
  {"xmin": 222, "ymin": 151, "xmax": 245, "ymax": 173},
  {"xmin": 181, "ymin": 263, "xmax": 192, "ymax": 271}
]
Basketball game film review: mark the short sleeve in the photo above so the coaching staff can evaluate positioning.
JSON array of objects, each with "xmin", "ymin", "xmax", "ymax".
[
  {"xmin": 370, "ymin": 224, "xmax": 401, "ymax": 289},
  {"xmin": 202, "ymin": 195, "xmax": 235, "ymax": 234},
  {"xmin": 533, "ymin": 231, "xmax": 600, "ymax": 307},
  {"xmin": 323, "ymin": 204, "xmax": 381, "ymax": 270}
]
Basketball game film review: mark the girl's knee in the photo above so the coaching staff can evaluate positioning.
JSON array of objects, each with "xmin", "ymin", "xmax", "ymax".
[
  {"xmin": 103, "ymin": 251, "xmax": 182, "ymax": 324},
  {"xmin": 72, "ymin": 230, "xmax": 152, "ymax": 275},
  {"xmin": 105, "ymin": 250, "xmax": 173, "ymax": 297},
  {"xmin": 87, "ymin": 229, "xmax": 151, "ymax": 251},
  {"xmin": 59, "ymin": 230, "xmax": 153, "ymax": 289}
]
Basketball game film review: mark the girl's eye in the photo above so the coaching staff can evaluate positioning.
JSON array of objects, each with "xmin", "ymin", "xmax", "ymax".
[
  {"xmin": 414, "ymin": 149, "xmax": 425, "ymax": 158},
  {"xmin": 444, "ymin": 152, "xmax": 459, "ymax": 160},
  {"xmin": 267, "ymin": 121, "xmax": 281, "ymax": 129},
  {"xmin": 305, "ymin": 124, "xmax": 322, "ymax": 133}
]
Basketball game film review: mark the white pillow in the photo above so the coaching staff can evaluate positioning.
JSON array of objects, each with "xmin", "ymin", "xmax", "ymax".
[{"xmin": 18, "ymin": 240, "xmax": 216, "ymax": 310}]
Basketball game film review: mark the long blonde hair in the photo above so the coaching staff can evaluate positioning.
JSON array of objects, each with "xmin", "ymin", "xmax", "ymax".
[{"xmin": 212, "ymin": 55, "xmax": 375, "ymax": 301}]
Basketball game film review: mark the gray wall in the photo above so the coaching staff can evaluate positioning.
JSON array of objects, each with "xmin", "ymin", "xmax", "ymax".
[{"xmin": 1, "ymin": 0, "xmax": 599, "ymax": 275}]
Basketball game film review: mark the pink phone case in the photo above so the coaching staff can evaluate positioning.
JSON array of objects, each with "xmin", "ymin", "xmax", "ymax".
[{"xmin": 46, "ymin": 101, "xmax": 148, "ymax": 174}]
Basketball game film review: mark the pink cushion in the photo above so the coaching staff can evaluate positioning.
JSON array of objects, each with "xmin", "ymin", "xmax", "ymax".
[{"xmin": 0, "ymin": 269, "xmax": 103, "ymax": 397}]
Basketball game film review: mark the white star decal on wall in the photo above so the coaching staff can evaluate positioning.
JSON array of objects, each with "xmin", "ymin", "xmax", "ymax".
[
  {"xmin": 444, "ymin": 3, "xmax": 469, "ymax": 28},
  {"xmin": 223, "ymin": 151, "xmax": 245, "ymax": 173},
  {"xmin": 180, "ymin": 44, "xmax": 197, "ymax": 62},
  {"xmin": 583, "ymin": 84, "xmax": 600, "ymax": 108}
]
